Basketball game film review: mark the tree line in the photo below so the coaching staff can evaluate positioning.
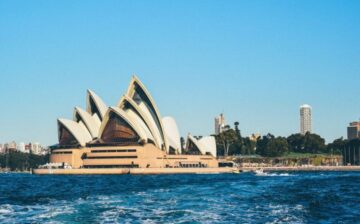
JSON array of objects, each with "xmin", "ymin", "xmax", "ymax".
[
  {"xmin": 0, "ymin": 151, "xmax": 49, "ymax": 171},
  {"xmin": 215, "ymin": 122, "xmax": 346, "ymax": 157}
]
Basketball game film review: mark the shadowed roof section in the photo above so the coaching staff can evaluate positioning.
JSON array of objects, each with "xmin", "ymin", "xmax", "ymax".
[
  {"xmin": 86, "ymin": 89, "xmax": 107, "ymax": 121},
  {"xmin": 187, "ymin": 135, "xmax": 217, "ymax": 157},
  {"xmin": 73, "ymin": 107, "xmax": 100, "ymax": 139},
  {"xmin": 58, "ymin": 118, "xmax": 92, "ymax": 147},
  {"xmin": 118, "ymin": 95, "xmax": 159, "ymax": 147},
  {"xmin": 124, "ymin": 75, "xmax": 169, "ymax": 151},
  {"xmin": 98, "ymin": 107, "xmax": 148, "ymax": 144}
]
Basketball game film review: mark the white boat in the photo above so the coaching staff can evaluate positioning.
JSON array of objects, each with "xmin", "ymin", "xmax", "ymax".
[{"xmin": 254, "ymin": 169, "xmax": 266, "ymax": 175}]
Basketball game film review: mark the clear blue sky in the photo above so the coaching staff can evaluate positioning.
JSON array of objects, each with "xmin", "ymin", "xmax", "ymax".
[{"xmin": 1, "ymin": 0, "xmax": 360, "ymax": 145}]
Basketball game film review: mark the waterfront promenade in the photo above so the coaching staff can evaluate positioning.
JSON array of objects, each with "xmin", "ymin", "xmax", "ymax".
[
  {"xmin": 241, "ymin": 166, "xmax": 360, "ymax": 172},
  {"xmin": 31, "ymin": 166, "xmax": 360, "ymax": 175}
]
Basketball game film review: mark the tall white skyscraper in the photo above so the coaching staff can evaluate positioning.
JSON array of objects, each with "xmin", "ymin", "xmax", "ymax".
[
  {"xmin": 215, "ymin": 113, "xmax": 226, "ymax": 135},
  {"xmin": 300, "ymin": 104, "xmax": 312, "ymax": 135}
]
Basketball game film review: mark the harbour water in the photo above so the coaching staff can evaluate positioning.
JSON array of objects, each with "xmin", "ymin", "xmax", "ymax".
[{"xmin": 0, "ymin": 172, "xmax": 359, "ymax": 223}]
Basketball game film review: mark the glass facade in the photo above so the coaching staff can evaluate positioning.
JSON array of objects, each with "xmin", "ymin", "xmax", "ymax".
[
  {"xmin": 101, "ymin": 112, "xmax": 140, "ymax": 144},
  {"xmin": 186, "ymin": 140, "xmax": 202, "ymax": 155},
  {"xmin": 58, "ymin": 124, "xmax": 79, "ymax": 146}
]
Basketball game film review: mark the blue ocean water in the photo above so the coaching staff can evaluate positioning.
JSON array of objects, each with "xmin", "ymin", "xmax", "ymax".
[{"xmin": 0, "ymin": 172, "xmax": 359, "ymax": 224}]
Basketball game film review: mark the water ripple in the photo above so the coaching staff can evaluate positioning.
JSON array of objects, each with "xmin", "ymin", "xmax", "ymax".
[{"xmin": 0, "ymin": 172, "xmax": 359, "ymax": 223}]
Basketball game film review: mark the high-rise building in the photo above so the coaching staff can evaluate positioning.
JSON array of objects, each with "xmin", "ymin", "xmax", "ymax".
[
  {"xmin": 300, "ymin": 104, "xmax": 312, "ymax": 135},
  {"xmin": 215, "ymin": 113, "xmax": 226, "ymax": 135},
  {"xmin": 347, "ymin": 121, "xmax": 360, "ymax": 140}
]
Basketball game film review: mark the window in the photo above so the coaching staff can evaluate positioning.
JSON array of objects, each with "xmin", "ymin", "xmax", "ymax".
[
  {"xmin": 91, "ymin": 149, "xmax": 136, "ymax": 153},
  {"xmin": 84, "ymin": 164, "xmax": 139, "ymax": 168},
  {"xmin": 85, "ymin": 156, "xmax": 138, "ymax": 159},
  {"xmin": 53, "ymin": 151, "xmax": 72, "ymax": 155},
  {"xmin": 219, "ymin": 162, "xmax": 234, "ymax": 168}
]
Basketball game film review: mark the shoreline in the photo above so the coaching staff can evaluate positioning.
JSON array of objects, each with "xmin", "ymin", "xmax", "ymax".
[
  {"xmin": 3, "ymin": 166, "xmax": 360, "ymax": 175},
  {"xmin": 31, "ymin": 166, "xmax": 360, "ymax": 175},
  {"xmin": 241, "ymin": 166, "xmax": 360, "ymax": 172}
]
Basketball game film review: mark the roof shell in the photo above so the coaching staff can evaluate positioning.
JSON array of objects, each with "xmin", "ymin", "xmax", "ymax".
[
  {"xmin": 98, "ymin": 106, "xmax": 148, "ymax": 144},
  {"xmin": 162, "ymin": 117, "xmax": 181, "ymax": 153},
  {"xmin": 187, "ymin": 135, "xmax": 217, "ymax": 157},
  {"xmin": 118, "ymin": 95, "xmax": 161, "ymax": 147},
  {"xmin": 86, "ymin": 89, "xmax": 108, "ymax": 120},
  {"xmin": 58, "ymin": 118, "xmax": 92, "ymax": 146},
  {"xmin": 73, "ymin": 107, "xmax": 100, "ymax": 139},
  {"xmin": 124, "ymin": 75, "xmax": 168, "ymax": 151}
]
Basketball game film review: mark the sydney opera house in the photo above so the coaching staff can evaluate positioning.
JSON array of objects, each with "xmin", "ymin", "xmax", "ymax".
[{"xmin": 34, "ymin": 76, "xmax": 235, "ymax": 174}]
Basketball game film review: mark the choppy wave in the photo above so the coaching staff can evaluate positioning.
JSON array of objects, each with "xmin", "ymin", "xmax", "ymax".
[{"xmin": 0, "ymin": 172, "xmax": 359, "ymax": 223}]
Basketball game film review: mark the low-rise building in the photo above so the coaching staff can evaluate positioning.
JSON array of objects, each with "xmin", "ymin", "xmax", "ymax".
[
  {"xmin": 249, "ymin": 133, "xmax": 261, "ymax": 142},
  {"xmin": 31, "ymin": 142, "xmax": 42, "ymax": 155},
  {"xmin": 17, "ymin": 142, "xmax": 26, "ymax": 153}
]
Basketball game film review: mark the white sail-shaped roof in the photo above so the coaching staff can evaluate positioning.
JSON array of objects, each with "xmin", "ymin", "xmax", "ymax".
[
  {"xmin": 118, "ymin": 96, "xmax": 158, "ymax": 147},
  {"xmin": 98, "ymin": 107, "xmax": 148, "ymax": 144},
  {"xmin": 73, "ymin": 107, "xmax": 100, "ymax": 139},
  {"xmin": 197, "ymin": 136, "xmax": 217, "ymax": 157},
  {"xmin": 123, "ymin": 76, "xmax": 168, "ymax": 151},
  {"xmin": 86, "ymin": 89, "xmax": 107, "ymax": 124},
  {"xmin": 58, "ymin": 118, "xmax": 92, "ymax": 147},
  {"xmin": 187, "ymin": 135, "xmax": 217, "ymax": 157},
  {"xmin": 162, "ymin": 117, "xmax": 181, "ymax": 154}
]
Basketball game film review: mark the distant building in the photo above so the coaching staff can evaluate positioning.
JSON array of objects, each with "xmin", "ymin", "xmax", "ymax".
[
  {"xmin": 25, "ymin": 143, "xmax": 31, "ymax": 152},
  {"xmin": 347, "ymin": 122, "xmax": 360, "ymax": 140},
  {"xmin": 300, "ymin": 104, "xmax": 312, "ymax": 135},
  {"xmin": 40, "ymin": 147, "xmax": 50, "ymax": 155},
  {"xmin": 6, "ymin": 141, "xmax": 17, "ymax": 152},
  {"xmin": 215, "ymin": 113, "xmax": 226, "ymax": 135},
  {"xmin": 0, "ymin": 144, "xmax": 3, "ymax": 154},
  {"xmin": 31, "ymin": 142, "xmax": 42, "ymax": 155},
  {"xmin": 249, "ymin": 133, "xmax": 261, "ymax": 142},
  {"xmin": 17, "ymin": 142, "xmax": 26, "ymax": 153}
]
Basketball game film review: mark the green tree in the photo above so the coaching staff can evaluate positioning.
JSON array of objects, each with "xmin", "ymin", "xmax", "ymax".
[
  {"xmin": 216, "ymin": 129, "xmax": 238, "ymax": 157},
  {"xmin": 287, "ymin": 133, "xmax": 326, "ymax": 154},
  {"xmin": 242, "ymin": 137, "xmax": 256, "ymax": 155},
  {"xmin": 304, "ymin": 132, "xmax": 325, "ymax": 153},
  {"xmin": 0, "ymin": 151, "xmax": 49, "ymax": 171},
  {"xmin": 266, "ymin": 137, "xmax": 289, "ymax": 157},
  {"xmin": 256, "ymin": 133, "xmax": 274, "ymax": 156},
  {"xmin": 234, "ymin": 122, "xmax": 241, "ymax": 138},
  {"xmin": 287, "ymin": 133, "xmax": 305, "ymax": 153},
  {"xmin": 327, "ymin": 137, "xmax": 347, "ymax": 155},
  {"xmin": 180, "ymin": 137, "xmax": 185, "ymax": 151},
  {"xmin": 256, "ymin": 134, "xmax": 288, "ymax": 157},
  {"xmin": 231, "ymin": 122, "xmax": 243, "ymax": 155}
]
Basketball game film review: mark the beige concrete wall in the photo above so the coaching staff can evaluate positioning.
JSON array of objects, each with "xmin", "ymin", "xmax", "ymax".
[
  {"xmin": 33, "ymin": 167, "xmax": 235, "ymax": 175},
  {"xmin": 50, "ymin": 143, "xmax": 219, "ymax": 169}
]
